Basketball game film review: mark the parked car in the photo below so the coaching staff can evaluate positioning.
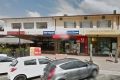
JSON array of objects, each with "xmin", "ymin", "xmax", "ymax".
[
  {"xmin": 0, "ymin": 54, "xmax": 7, "ymax": 57},
  {"xmin": 0, "ymin": 56, "xmax": 14, "ymax": 74},
  {"xmin": 8, "ymin": 56, "xmax": 52, "ymax": 80},
  {"xmin": 43, "ymin": 58, "xmax": 99, "ymax": 80}
]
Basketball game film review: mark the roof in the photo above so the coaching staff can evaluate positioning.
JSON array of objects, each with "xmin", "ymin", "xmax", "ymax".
[
  {"xmin": 0, "ymin": 14, "xmax": 120, "ymax": 20},
  {"xmin": 17, "ymin": 56, "xmax": 47, "ymax": 61},
  {"xmin": 0, "ymin": 36, "xmax": 33, "ymax": 44},
  {"xmin": 52, "ymin": 58, "xmax": 80, "ymax": 65}
]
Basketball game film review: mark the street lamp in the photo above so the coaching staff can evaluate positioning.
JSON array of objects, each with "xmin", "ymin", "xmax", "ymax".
[{"xmin": 18, "ymin": 26, "xmax": 21, "ymax": 57}]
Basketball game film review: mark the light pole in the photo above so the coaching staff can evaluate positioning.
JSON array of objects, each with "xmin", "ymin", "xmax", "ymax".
[{"xmin": 18, "ymin": 26, "xmax": 21, "ymax": 57}]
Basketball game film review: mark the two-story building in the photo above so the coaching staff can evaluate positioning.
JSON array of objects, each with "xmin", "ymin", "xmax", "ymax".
[{"xmin": 1, "ymin": 13, "xmax": 120, "ymax": 56}]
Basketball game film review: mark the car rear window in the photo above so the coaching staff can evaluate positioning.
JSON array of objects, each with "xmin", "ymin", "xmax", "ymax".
[
  {"xmin": 10, "ymin": 59, "xmax": 18, "ymax": 66},
  {"xmin": 24, "ymin": 59, "xmax": 37, "ymax": 65},
  {"xmin": 0, "ymin": 57, "xmax": 14, "ymax": 62}
]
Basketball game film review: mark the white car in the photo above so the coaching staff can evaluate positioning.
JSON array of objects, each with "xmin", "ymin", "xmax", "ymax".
[
  {"xmin": 0, "ymin": 56, "xmax": 14, "ymax": 74},
  {"xmin": 0, "ymin": 54, "xmax": 7, "ymax": 57},
  {"xmin": 8, "ymin": 56, "xmax": 52, "ymax": 80}
]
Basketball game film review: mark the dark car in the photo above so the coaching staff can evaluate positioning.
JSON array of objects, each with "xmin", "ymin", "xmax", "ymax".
[{"xmin": 43, "ymin": 58, "xmax": 99, "ymax": 80}]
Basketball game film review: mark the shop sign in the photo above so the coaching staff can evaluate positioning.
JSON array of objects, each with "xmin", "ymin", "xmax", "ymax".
[
  {"xmin": 30, "ymin": 47, "xmax": 41, "ymax": 56},
  {"xmin": 7, "ymin": 31, "xmax": 25, "ymax": 35},
  {"xmin": 67, "ymin": 30, "xmax": 79, "ymax": 35},
  {"xmin": 85, "ymin": 30, "xmax": 119, "ymax": 35},
  {"xmin": 52, "ymin": 34, "xmax": 69, "ymax": 39},
  {"xmin": 43, "ymin": 31, "xmax": 55, "ymax": 36}
]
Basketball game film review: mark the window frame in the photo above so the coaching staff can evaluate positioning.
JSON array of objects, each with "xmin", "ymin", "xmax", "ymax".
[
  {"xmin": 11, "ymin": 23, "xmax": 21, "ymax": 29},
  {"xmin": 97, "ymin": 20, "xmax": 111, "ymax": 28},
  {"xmin": 80, "ymin": 20, "xmax": 93, "ymax": 28},
  {"xmin": 64, "ymin": 21, "xmax": 76, "ymax": 28},
  {"xmin": 36, "ymin": 22, "xmax": 47, "ymax": 29},
  {"xmin": 23, "ymin": 22, "xmax": 34, "ymax": 29}
]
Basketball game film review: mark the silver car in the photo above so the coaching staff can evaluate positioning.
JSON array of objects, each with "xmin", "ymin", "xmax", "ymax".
[{"xmin": 43, "ymin": 58, "xmax": 99, "ymax": 80}]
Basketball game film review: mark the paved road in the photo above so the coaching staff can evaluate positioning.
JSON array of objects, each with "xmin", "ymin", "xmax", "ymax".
[{"xmin": 0, "ymin": 74, "xmax": 120, "ymax": 80}]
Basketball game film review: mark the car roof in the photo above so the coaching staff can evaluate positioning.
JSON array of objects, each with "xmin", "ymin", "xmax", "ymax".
[
  {"xmin": 51, "ymin": 58, "xmax": 80, "ymax": 65},
  {"xmin": 0, "ymin": 54, "xmax": 7, "ymax": 57},
  {"xmin": 17, "ymin": 56, "xmax": 47, "ymax": 61}
]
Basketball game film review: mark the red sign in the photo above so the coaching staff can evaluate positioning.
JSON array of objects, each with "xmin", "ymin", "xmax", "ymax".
[
  {"xmin": 34, "ymin": 47, "xmax": 41, "ymax": 56},
  {"xmin": 52, "ymin": 34, "xmax": 69, "ymax": 40},
  {"xmin": 7, "ymin": 31, "xmax": 25, "ymax": 35},
  {"xmin": 30, "ymin": 47, "xmax": 41, "ymax": 56}
]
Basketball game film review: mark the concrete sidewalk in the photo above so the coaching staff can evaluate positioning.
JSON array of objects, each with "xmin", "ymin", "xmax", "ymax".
[{"xmin": 42, "ymin": 54, "xmax": 120, "ymax": 75}]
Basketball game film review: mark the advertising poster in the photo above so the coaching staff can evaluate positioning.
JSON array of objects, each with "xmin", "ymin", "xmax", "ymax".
[{"xmin": 30, "ymin": 47, "xmax": 41, "ymax": 56}]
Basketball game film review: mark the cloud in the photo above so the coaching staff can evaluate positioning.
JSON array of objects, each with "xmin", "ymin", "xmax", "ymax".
[
  {"xmin": 0, "ymin": 15, "xmax": 10, "ymax": 18},
  {"xmin": 50, "ymin": 0, "xmax": 120, "ymax": 16},
  {"xmin": 79, "ymin": 0, "xmax": 120, "ymax": 14},
  {"xmin": 26, "ymin": 11, "xmax": 41, "ymax": 17},
  {"xmin": 50, "ymin": 0, "xmax": 85, "ymax": 16}
]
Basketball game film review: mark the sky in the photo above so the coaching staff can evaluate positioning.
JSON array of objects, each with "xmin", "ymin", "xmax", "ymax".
[{"xmin": 0, "ymin": 0, "xmax": 120, "ymax": 18}]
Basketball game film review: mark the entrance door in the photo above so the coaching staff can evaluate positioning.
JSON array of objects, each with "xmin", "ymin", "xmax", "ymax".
[{"xmin": 80, "ymin": 43, "xmax": 85, "ymax": 53}]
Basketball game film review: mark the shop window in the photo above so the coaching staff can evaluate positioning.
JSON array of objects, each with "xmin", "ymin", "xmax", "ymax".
[
  {"xmin": 23, "ymin": 22, "xmax": 34, "ymax": 29},
  {"xmin": 36, "ymin": 22, "xmax": 47, "ymax": 29},
  {"xmin": 64, "ymin": 21, "xmax": 76, "ymax": 28},
  {"xmin": 80, "ymin": 21, "xmax": 93, "ymax": 28},
  {"xmin": 97, "ymin": 20, "xmax": 111, "ymax": 28},
  {"xmin": 12, "ymin": 23, "xmax": 21, "ymax": 29}
]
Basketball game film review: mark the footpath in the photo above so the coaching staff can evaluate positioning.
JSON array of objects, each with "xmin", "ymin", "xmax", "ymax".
[{"xmin": 42, "ymin": 54, "xmax": 120, "ymax": 76}]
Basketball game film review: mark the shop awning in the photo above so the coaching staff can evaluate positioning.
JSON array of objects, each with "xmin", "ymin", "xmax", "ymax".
[{"xmin": 0, "ymin": 36, "xmax": 33, "ymax": 44}]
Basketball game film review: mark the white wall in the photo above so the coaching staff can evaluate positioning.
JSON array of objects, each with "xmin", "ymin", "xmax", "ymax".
[{"xmin": 4, "ymin": 18, "xmax": 55, "ymax": 35}]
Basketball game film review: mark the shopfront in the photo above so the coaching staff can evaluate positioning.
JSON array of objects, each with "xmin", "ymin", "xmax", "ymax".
[
  {"xmin": 90, "ymin": 37, "xmax": 117, "ymax": 56},
  {"xmin": 59, "ymin": 35, "xmax": 88, "ymax": 55}
]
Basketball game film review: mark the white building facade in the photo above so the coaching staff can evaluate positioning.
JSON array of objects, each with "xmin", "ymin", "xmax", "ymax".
[{"xmin": 0, "ymin": 14, "xmax": 120, "ymax": 56}]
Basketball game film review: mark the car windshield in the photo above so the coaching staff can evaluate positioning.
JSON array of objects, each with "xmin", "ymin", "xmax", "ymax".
[{"xmin": 10, "ymin": 59, "xmax": 18, "ymax": 66}]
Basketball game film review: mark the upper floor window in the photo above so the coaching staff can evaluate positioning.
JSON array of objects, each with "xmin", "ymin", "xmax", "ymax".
[
  {"xmin": 12, "ymin": 23, "xmax": 21, "ymax": 29},
  {"xmin": 36, "ymin": 22, "xmax": 47, "ymax": 29},
  {"xmin": 64, "ymin": 21, "xmax": 76, "ymax": 28},
  {"xmin": 97, "ymin": 20, "xmax": 111, "ymax": 28},
  {"xmin": 23, "ymin": 23, "xmax": 34, "ymax": 29},
  {"xmin": 80, "ymin": 21, "xmax": 92, "ymax": 28}
]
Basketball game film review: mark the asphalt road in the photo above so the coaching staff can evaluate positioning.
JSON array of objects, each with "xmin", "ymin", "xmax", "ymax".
[{"xmin": 0, "ymin": 74, "xmax": 120, "ymax": 80}]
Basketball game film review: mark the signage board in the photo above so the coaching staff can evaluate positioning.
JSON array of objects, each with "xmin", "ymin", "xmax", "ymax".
[
  {"xmin": 85, "ymin": 30, "xmax": 119, "ymax": 35},
  {"xmin": 30, "ymin": 47, "xmax": 41, "ymax": 56},
  {"xmin": 7, "ymin": 31, "xmax": 25, "ymax": 35},
  {"xmin": 67, "ymin": 30, "xmax": 79, "ymax": 35},
  {"xmin": 43, "ymin": 31, "xmax": 55, "ymax": 36}
]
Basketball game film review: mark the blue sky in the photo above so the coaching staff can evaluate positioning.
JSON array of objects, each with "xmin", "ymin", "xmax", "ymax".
[{"xmin": 0, "ymin": 0, "xmax": 120, "ymax": 18}]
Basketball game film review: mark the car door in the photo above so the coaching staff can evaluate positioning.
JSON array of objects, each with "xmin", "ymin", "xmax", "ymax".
[
  {"xmin": 23, "ymin": 59, "xmax": 39, "ymax": 78},
  {"xmin": 75, "ymin": 61, "xmax": 89, "ymax": 79},
  {"xmin": 60, "ymin": 61, "xmax": 80, "ymax": 80},
  {"xmin": 0, "ymin": 57, "xmax": 13, "ymax": 73},
  {"xmin": 38, "ymin": 58, "xmax": 51, "ymax": 75}
]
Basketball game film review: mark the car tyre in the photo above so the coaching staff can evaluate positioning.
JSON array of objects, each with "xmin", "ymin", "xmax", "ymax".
[
  {"xmin": 14, "ymin": 74, "xmax": 27, "ymax": 80},
  {"xmin": 91, "ymin": 70, "xmax": 98, "ymax": 78}
]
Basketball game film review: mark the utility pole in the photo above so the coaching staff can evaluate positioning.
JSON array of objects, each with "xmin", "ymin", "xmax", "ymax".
[
  {"xmin": 114, "ymin": 10, "xmax": 119, "ymax": 63},
  {"xmin": 89, "ymin": 43, "xmax": 93, "ymax": 63},
  {"xmin": 18, "ymin": 26, "xmax": 21, "ymax": 57},
  {"xmin": 115, "ymin": 46, "xmax": 119, "ymax": 63}
]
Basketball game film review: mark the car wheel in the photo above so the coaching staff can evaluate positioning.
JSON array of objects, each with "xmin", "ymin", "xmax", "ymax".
[
  {"xmin": 91, "ymin": 70, "xmax": 98, "ymax": 78},
  {"xmin": 14, "ymin": 75, "xmax": 27, "ymax": 80}
]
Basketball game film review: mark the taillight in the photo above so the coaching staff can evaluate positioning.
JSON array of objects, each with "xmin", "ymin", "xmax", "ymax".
[
  {"xmin": 10, "ymin": 67, "xmax": 17, "ymax": 72},
  {"xmin": 47, "ymin": 68, "xmax": 56, "ymax": 80}
]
